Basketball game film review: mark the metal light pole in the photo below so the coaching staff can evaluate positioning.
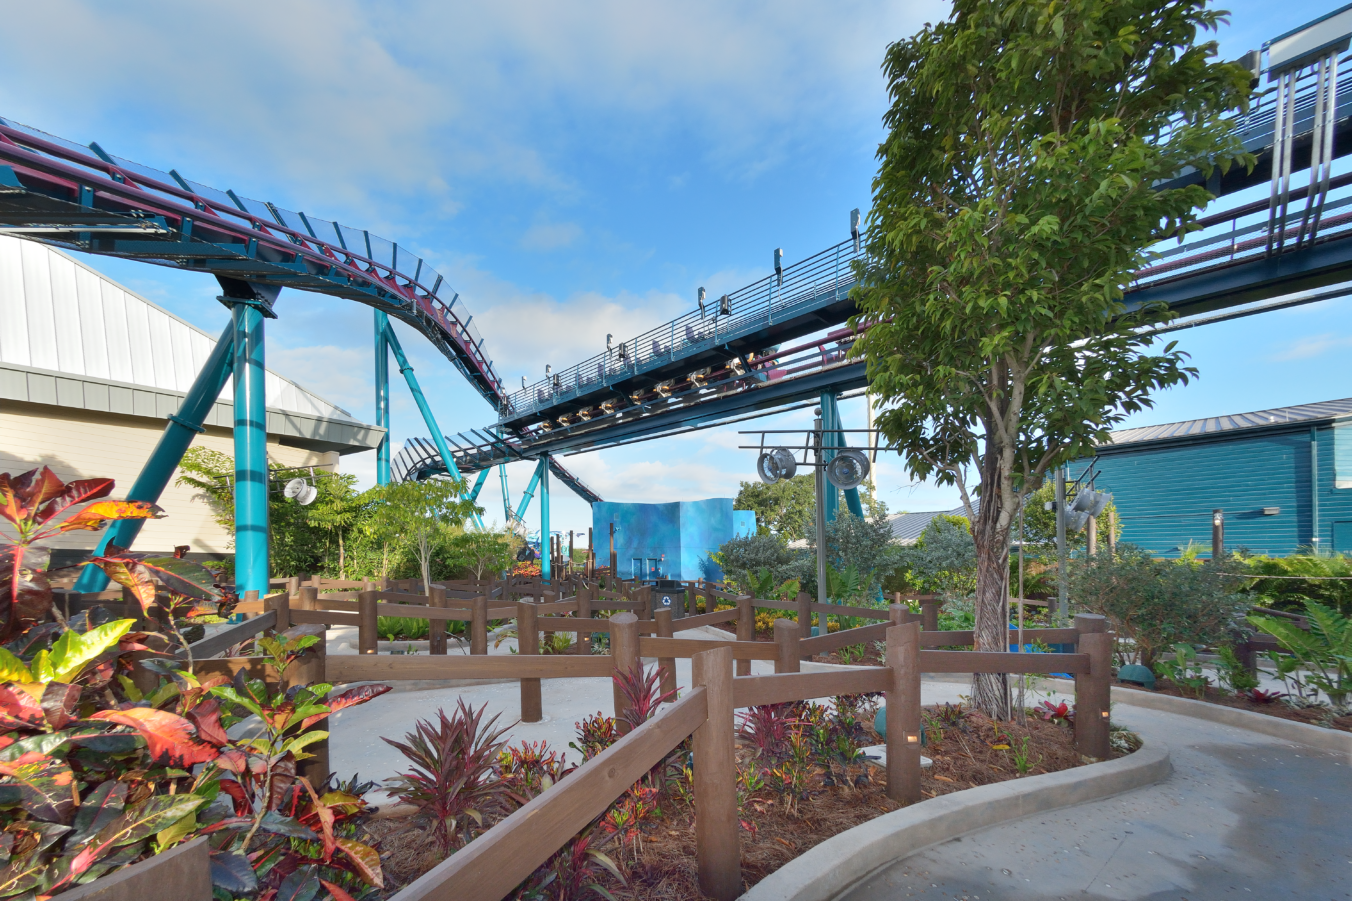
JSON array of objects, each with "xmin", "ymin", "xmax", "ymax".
[
  {"xmin": 813, "ymin": 412, "xmax": 828, "ymax": 616},
  {"xmin": 1055, "ymin": 467, "xmax": 1068, "ymax": 623}
]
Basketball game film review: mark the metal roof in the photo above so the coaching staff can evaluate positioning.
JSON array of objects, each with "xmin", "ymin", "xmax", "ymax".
[
  {"xmin": 887, "ymin": 504, "xmax": 973, "ymax": 546},
  {"xmin": 0, "ymin": 234, "xmax": 363, "ymax": 425},
  {"xmin": 1104, "ymin": 397, "xmax": 1352, "ymax": 448}
]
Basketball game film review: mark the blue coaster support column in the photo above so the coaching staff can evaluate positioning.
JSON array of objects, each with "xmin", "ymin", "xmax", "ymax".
[
  {"xmin": 73, "ymin": 319, "xmax": 237, "ymax": 592},
  {"xmin": 513, "ymin": 458, "xmax": 546, "ymax": 523},
  {"xmin": 226, "ymin": 281, "xmax": 278, "ymax": 596},
  {"xmin": 374, "ymin": 310, "xmax": 391, "ymax": 486},
  {"xmin": 382, "ymin": 321, "xmax": 484, "ymax": 527},
  {"xmin": 540, "ymin": 454, "xmax": 552, "ymax": 582},
  {"xmin": 500, "ymin": 463, "xmax": 513, "ymax": 526},
  {"xmin": 819, "ymin": 390, "xmax": 865, "ymax": 520}
]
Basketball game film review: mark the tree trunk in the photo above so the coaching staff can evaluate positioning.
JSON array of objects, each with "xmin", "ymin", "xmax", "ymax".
[
  {"xmin": 338, "ymin": 532, "xmax": 346, "ymax": 580},
  {"xmin": 971, "ymin": 475, "xmax": 1012, "ymax": 720}
]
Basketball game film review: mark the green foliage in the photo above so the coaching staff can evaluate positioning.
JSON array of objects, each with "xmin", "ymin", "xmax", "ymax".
[
  {"xmin": 714, "ymin": 533, "xmax": 797, "ymax": 594},
  {"xmin": 1069, "ymin": 544, "xmax": 1250, "ymax": 667},
  {"xmin": 810, "ymin": 511, "xmax": 898, "ymax": 598},
  {"xmin": 1249, "ymin": 601, "xmax": 1352, "ymax": 710},
  {"xmin": 443, "ymin": 529, "xmax": 514, "ymax": 581},
  {"xmin": 734, "ymin": 476, "xmax": 887, "ymax": 540},
  {"xmin": 1154, "ymin": 642, "xmax": 1210, "ymax": 698},
  {"xmin": 1238, "ymin": 552, "xmax": 1352, "ymax": 616},
  {"xmin": 378, "ymin": 616, "xmax": 431, "ymax": 642},
  {"xmin": 365, "ymin": 478, "xmax": 482, "ymax": 594},
  {"xmin": 850, "ymin": 0, "xmax": 1252, "ymax": 694},
  {"xmin": 895, "ymin": 516, "xmax": 977, "ymax": 598},
  {"xmin": 1215, "ymin": 644, "xmax": 1259, "ymax": 694}
]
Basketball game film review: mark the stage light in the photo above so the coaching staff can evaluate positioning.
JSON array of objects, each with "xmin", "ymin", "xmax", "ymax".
[
  {"xmin": 825, "ymin": 449, "xmax": 870, "ymax": 490},
  {"xmin": 757, "ymin": 447, "xmax": 798, "ymax": 484}
]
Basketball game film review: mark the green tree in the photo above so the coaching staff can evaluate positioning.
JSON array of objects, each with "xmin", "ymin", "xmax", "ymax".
[
  {"xmin": 368, "ymin": 478, "xmax": 482, "ymax": 594},
  {"xmin": 305, "ymin": 475, "xmax": 369, "ymax": 580},
  {"xmin": 735, "ymin": 474, "xmax": 886, "ymax": 539},
  {"xmin": 445, "ymin": 529, "xmax": 515, "ymax": 581},
  {"xmin": 851, "ymin": 0, "xmax": 1251, "ymax": 716}
]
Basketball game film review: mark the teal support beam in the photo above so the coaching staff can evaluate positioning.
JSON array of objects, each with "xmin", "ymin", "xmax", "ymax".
[
  {"xmin": 514, "ymin": 458, "xmax": 546, "ymax": 522},
  {"xmin": 232, "ymin": 300, "xmax": 270, "ymax": 595},
  {"xmin": 819, "ymin": 391, "xmax": 865, "ymax": 520},
  {"xmin": 73, "ymin": 321, "xmax": 236, "ymax": 592},
  {"xmin": 382, "ymin": 322, "xmax": 484, "ymax": 527},
  {"xmin": 500, "ymin": 464, "xmax": 512, "ymax": 526},
  {"xmin": 541, "ymin": 453, "xmax": 551, "ymax": 582},
  {"xmin": 468, "ymin": 469, "xmax": 490, "ymax": 503},
  {"xmin": 820, "ymin": 391, "xmax": 840, "ymax": 523},
  {"xmin": 375, "ymin": 310, "xmax": 390, "ymax": 486}
]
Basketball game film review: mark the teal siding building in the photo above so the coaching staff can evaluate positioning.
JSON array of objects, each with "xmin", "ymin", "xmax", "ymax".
[{"xmin": 1074, "ymin": 398, "xmax": 1352, "ymax": 558}]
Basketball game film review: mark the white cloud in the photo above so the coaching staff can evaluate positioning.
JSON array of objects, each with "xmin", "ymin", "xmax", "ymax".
[
  {"xmin": 1269, "ymin": 333, "xmax": 1352, "ymax": 362},
  {"xmin": 521, "ymin": 220, "xmax": 583, "ymax": 251}
]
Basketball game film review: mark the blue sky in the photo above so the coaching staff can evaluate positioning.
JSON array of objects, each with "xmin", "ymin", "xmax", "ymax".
[{"xmin": 1, "ymin": 0, "xmax": 1344, "ymax": 539}]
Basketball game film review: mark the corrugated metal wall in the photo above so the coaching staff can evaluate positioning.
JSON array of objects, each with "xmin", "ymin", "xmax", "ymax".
[
  {"xmin": 1080, "ymin": 423, "xmax": 1352, "ymax": 557},
  {"xmin": 0, "ymin": 235, "xmax": 358, "ymax": 423}
]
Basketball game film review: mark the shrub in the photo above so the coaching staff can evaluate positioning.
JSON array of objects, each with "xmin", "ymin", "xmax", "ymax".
[
  {"xmin": 612, "ymin": 664, "xmax": 677, "ymax": 732},
  {"xmin": 714, "ymin": 534, "xmax": 797, "ymax": 593},
  {"xmin": 382, "ymin": 701, "xmax": 513, "ymax": 853},
  {"xmin": 1239, "ymin": 552, "xmax": 1352, "ymax": 616},
  {"xmin": 570, "ymin": 713, "xmax": 620, "ymax": 760},
  {"xmin": 1249, "ymin": 600, "xmax": 1351, "ymax": 710},
  {"xmin": 1068, "ymin": 544, "xmax": 1250, "ymax": 668}
]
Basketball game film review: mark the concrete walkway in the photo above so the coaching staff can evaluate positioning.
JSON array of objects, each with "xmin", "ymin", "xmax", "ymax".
[{"xmin": 840, "ymin": 705, "xmax": 1352, "ymax": 901}]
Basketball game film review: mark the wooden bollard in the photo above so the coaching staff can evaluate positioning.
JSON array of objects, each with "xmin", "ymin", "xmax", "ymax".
[
  {"xmin": 796, "ymin": 590, "xmax": 812, "ymax": 657},
  {"xmin": 691, "ymin": 646, "xmax": 742, "ymax": 900},
  {"xmin": 885, "ymin": 621, "xmax": 922, "ymax": 804},
  {"xmin": 638, "ymin": 585, "xmax": 652, "ymax": 620},
  {"xmin": 281, "ymin": 624, "xmax": 329, "ymax": 786},
  {"xmin": 654, "ymin": 607, "xmax": 677, "ymax": 699},
  {"xmin": 272, "ymin": 590, "xmax": 291, "ymax": 631},
  {"xmin": 576, "ymin": 583, "xmax": 593, "ymax": 655},
  {"xmin": 735, "ymin": 596, "xmax": 754, "ymax": 677},
  {"xmin": 299, "ymin": 585, "xmax": 318, "ymax": 611},
  {"xmin": 920, "ymin": 599, "xmax": 939, "ymax": 633},
  {"xmin": 357, "ymin": 590, "xmax": 377, "ymax": 655},
  {"xmin": 1074, "ymin": 613, "xmax": 1112, "ymax": 759},
  {"xmin": 774, "ymin": 618, "xmax": 800, "ymax": 674},
  {"xmin": 470, "ymin": 596, "xmax": 488, "ymax": 655},
  {"xmin": 287, "ymin": 576, "xmax": 300, "ymax": 601},
  {"xmin": 518, "ymin": 601, "xmax": 543, "ymax": 723},
  {"xmin": 429, "ymin": 586, "xmax": 448, "ymax": 655},
  {"xmin": 610, "ymin": 612, "xmax": 640, "ymax": 728}
]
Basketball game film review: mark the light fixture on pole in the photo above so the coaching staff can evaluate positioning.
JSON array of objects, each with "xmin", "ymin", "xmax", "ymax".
[
  {"xmin": 825, "ymin": 448, "xmax": 870, "ymax": 490},
  {"xmin": 774, "ymin": 248, "xmax": 784, "ymax": 287},
  {"xmin": 756, "ymin": 447, "xmax": 798, "ymax": 484},
  {"xmin": 698, "ymin": 287, "xmax": 707, "ymax": 319},
  {"xmin": 850, "ymin": 208, "xmax": 861, "ymax": 252}
]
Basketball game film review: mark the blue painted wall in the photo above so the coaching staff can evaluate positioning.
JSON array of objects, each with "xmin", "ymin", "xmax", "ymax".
[
  {"xmin": 592, "ymin": 499, "xmax": 756, "ymax": 581},
  {"xmin": 1073, "ymin": 422, "xmax": 1352, "ymax": 557}
]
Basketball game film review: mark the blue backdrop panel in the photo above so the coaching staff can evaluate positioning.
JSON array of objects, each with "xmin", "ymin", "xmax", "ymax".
[{"xmin": 593, "ymin": 499, "xmax": 756, "ymax": 581}]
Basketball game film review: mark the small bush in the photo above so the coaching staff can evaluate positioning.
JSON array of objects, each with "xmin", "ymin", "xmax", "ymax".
[{"xmin": 1069, "ymin": 544, "xmax": 1250, "ymax": 668}]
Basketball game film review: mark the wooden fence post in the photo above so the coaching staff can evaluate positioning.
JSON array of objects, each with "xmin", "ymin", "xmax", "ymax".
[
  {"xmin": 889, "ymin": 602, "xmax": 905, "ymax": 626},
  {"xmin": 610, "ymin": 612, "xmax": 640, "ymax": 728},
  {"xmin": 429, "ymin": 586, "xmax": 448, "ymax": 655},
  {"xmin": 518, "ymin": 601, "xmax": 543, "ymax": 723},
  {"xmin": 281, "ymin": 624, "xmax": 329, "ymax": 786},
  {"xmin": 774, "ymin": 618, "xmax": 800, "ymax": 674},
  {"xmin": 638, "ymin": 585, "xmax": 652, "ymax": 620},
  {"xmin": 654, "ymin": 607, "xmax": 678, "ymax": 698},
  {"xmin": 885, "ymin": 621, "xmax": 922, "ymax": 804},
  {"xmin": 691, "ymin": 646, "xmax": 742, "ymax": 900},
  {"xmin": 357, "ymin": 590, "xmax": 377, "ymax": 655},
  {"xmin": 287, "ymin": 576, "xmax": 300, "ymax": 601},
  {"xmin": 576, "ymin": 582, "xmax": 593, "ymax": 654},
  {"xmin": 796, "ymin": 590, "xmax": 812, "ymax": 658},
  {"xmin": 1073, "ymin": 613, "xmax": 1111, "ymax": 759},
  {"xmin": 920, "ymin": 598, "xmax": 939, "ymax": 633},
  {"xmin": 299, "ymin": 585, "xmax": 318, "ymax": 611},
  {"xmin": 272, "ymin": 591, "xmax": 291, "ymax": 632},
  {"xmin": 735, "ymin": 596, "xmax": 754, "ymax": 677},
  {"xmin": 471, "ymin": 596, "xmax": 489, "ymax": 655}
]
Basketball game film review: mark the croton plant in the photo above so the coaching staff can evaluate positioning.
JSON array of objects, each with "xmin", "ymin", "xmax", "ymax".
[{"xmin": 0, "ymin": 467, "xmax": 389, "ymax": 901}]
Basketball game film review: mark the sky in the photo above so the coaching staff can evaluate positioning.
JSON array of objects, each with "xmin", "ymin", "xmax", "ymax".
[{"xmin": 0, "ymin": 0, "xmax": 1345, "ymax": 541}]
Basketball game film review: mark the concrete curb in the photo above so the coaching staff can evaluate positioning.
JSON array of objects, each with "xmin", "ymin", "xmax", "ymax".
[
  {"xmin": 1086, "ymin": 680, "xmax": 1352, "ymax": 756},
  {"xmin": 740, "ymin": 740, "xmax": 1172, "ymax": 901}
]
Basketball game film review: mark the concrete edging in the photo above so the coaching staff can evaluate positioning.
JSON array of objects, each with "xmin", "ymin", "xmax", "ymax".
[
  {"xmin": 1086, "ymin": 680, "xmax": 1352, "ymax": 755},
  {"xmin": 740, "ymin": 739, "xmax": 1172, "ymax": 901}
]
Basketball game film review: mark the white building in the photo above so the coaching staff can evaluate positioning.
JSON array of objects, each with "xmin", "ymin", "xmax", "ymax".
[{"xmin": 0, "ymin": 235, "xmax": 382, "ymax": 566}]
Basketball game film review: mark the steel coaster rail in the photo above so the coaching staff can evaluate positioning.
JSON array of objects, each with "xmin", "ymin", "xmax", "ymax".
[{"xmin": 0, "ymin": 118, "xmax": 506, "ymax": 406}]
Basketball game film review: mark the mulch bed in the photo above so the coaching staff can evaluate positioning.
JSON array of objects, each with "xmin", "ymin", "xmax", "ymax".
[
  {"xmin": 361, "ymin": 705, "xmax": 1125, "ymax": 899},
  {"xmin": 1116, "ymin": 679, "xmax": 1352, "ymax": 732}
]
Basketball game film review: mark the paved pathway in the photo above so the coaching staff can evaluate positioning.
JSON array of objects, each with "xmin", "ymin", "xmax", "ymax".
[{"xmin": 840, "ymin": 705, "xmax": 1352, "ymax": 901}]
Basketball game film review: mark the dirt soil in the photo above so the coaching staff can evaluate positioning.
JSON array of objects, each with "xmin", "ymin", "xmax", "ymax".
[
  {"xmin": 362, "ymin": 705, "xmax": 1123, "ymax": 899},
  {"xmin": 1117, "ymin": 679, "xmax": 1352, "ymax": 732}
]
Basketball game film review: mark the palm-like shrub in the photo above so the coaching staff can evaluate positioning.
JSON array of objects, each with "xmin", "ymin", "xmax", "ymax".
[
  {"xmin": 383, "ymin": 701, "xmax": 513, "ymax": 853},
  {"xmin": 1249, "ymin": 601, "xmax": 1351, "ymax": 710}
]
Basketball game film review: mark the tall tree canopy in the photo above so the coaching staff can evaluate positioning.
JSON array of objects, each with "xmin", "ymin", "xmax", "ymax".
[{"xmin": 851, "ymin": 0, "xmax": 1252, "ymax": 716}]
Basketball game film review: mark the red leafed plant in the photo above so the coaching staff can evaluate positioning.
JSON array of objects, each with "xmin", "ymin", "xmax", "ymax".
[
  {"xmin": 0, "ymin": 468, "xmax": 391, "ymax": 900},
  {"xmin": 382, "ymin": 700, "xmax": 514, "ymax": 855},
  {"xmin": 569, "ymin": 712, "xmax": 620, "ymax": 761},
  {"xmin": 1036, "ymin": 700, "xmax": 1074, "ymax": 725},
  {"xmin": 1246, "ymin": 688, "xmax": 1286, "ymax": 704},
  {"xmin": 611, "ymin": 663, "xmax": 678, "ymax": 732}
]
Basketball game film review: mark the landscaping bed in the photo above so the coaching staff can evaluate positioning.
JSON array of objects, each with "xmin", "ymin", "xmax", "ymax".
[
  {"xmin": 1116, "ymin": 679, "xmax": 1352, "ymax": 732},
  {"xmin": 360, "ymin": 699, "xmax": 1133, "ymax": 900}
]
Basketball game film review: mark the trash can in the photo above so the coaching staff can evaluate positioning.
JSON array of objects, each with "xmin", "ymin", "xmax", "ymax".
[{"xmin": 653, "ymin": 579, "xmax": 686, "ymax": 619}]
